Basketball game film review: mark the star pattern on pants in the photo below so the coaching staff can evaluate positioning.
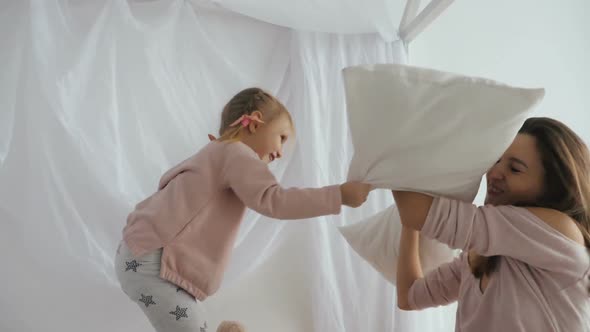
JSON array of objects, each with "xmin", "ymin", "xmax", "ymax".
[
  {"xmin": 125, "ymin": 260, "xmax": 142, "ymax": 272},
  {"xmin": 169, "ymin": 305, "xmax": 188, "ymax": 321},
  {"xmin": 139, "ymin": 294, "xmax": 156, "ymax": 308}
]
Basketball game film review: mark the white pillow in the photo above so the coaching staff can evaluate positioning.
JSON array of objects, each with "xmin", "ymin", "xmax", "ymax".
[
  {"xmin": 340, "ymin": 204, "xmax": 457, "ymax": 283},
  {"xmin": 339, "ymin": 64, "xmax": 544, "ymax": 284}
]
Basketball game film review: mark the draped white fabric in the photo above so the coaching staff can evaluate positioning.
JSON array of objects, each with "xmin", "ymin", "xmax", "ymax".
[
  {"xmin": 211, "ymin": 0, "xmax": 406, "ymax": 41},
  {"xmin": 0, "ymin": 1, "xmax": 456, "ymax": 331},
  {"xmin": 212, "ymin": 0, "xmax": 456, "ymax": 42}
]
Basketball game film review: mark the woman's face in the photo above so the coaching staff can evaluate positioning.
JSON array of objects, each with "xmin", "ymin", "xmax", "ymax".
[{"xmin": 485, "ymin": 133, "xmax": 546, "ymax": 206}]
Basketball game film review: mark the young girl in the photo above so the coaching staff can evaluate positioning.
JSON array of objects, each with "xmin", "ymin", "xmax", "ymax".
[
  {"xmin": 393, "ymin": 117, "xmax": 590, "ymax": 331},
  {"xmin": 114, "ymin": 87, "xmax": 371, "ymax": 332}
]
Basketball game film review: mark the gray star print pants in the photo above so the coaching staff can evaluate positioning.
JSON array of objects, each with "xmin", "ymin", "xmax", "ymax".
[{"xmin": 115, "ymin": 241, "xmax": 208, "ymax": 332}]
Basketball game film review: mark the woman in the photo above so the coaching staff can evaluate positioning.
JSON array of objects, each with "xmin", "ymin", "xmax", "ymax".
[{"xmin": 394, "ymin": 117, "xmax": 590, "ymax": 331}]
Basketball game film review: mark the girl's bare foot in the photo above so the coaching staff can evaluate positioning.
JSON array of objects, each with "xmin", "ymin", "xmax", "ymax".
[{"xmin": 216, "ymin": 320, "xmax": 246, "ymax": 332}]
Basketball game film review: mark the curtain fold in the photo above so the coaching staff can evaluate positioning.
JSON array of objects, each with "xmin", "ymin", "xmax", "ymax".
[{"xmin": 0, "ymin": 1, "xmax": 456, "ymax": 331}]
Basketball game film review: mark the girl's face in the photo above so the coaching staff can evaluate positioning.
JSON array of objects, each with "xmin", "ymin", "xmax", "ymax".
[{"xmin": 241, "ymin": 112, "xmax": 293, "ymax": 164}]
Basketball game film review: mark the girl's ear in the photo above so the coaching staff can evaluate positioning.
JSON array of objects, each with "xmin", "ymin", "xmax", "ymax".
[{"xmin": 247, "ymin": 111, "xmax": 264, "ymax": 134}]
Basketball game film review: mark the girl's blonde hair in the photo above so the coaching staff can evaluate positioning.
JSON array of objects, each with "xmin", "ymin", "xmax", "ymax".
[{"xmin": 217, "ymin": 88, "xmax": 292, "ymax": 142}]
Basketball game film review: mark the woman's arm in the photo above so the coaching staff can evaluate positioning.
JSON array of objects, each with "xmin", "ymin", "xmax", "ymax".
[
  {"xmin": 393, "ymin": 191, "xmax": 589, "ymax": 278},
  {"xmin": 395, "ymin": 190, "xmax": 462, "ymax": 311},
  {"xmin": 392, "ymin": 191, "xmax": 434, "ymax": 231},
  {"xmin": 397, "ymin": 226, "xmax": 423, "ymax": 310}
]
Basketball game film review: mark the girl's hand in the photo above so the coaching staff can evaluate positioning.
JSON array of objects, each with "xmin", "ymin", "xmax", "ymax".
[{"xmin": 340, "ymin": 181, "xmax": 372, "ymax": 207}]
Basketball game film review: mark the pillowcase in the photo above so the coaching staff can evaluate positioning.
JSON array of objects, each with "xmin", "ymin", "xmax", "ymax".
[
  {"xmin": 339, "ymin": 204, "xmax": 457, "ymax": 283},
  {"xmin": 339, "ymin": 63, "xmax": 544, "ymax": 284}
]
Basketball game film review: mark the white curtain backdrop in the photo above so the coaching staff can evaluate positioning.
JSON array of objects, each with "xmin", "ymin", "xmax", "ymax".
[{"xmin": 0, "ymin": 1, "xmax": 456, "ymax": 331}]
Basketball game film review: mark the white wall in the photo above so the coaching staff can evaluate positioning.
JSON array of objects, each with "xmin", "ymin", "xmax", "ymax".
[
  {"xmin": 207, "ymin": 1, "xmax": 590, "ymax": 330},
  {"xmin": 412, "ymin": 0, "xmax": 590, "ymax": 204},
  {"xmin": 411, "ymin": 0, "xmax": 590, "ymax": 141}
]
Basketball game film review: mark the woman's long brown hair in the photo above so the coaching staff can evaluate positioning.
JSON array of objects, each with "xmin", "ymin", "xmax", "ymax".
[{"xmin": 472, "ymin": 117, "xmax": 590, "ymax": 278}]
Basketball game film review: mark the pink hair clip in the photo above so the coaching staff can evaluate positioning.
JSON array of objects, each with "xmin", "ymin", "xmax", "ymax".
[{"xmin": 230, "ymin": 114, "xmax": 264, "ymax": 128}]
